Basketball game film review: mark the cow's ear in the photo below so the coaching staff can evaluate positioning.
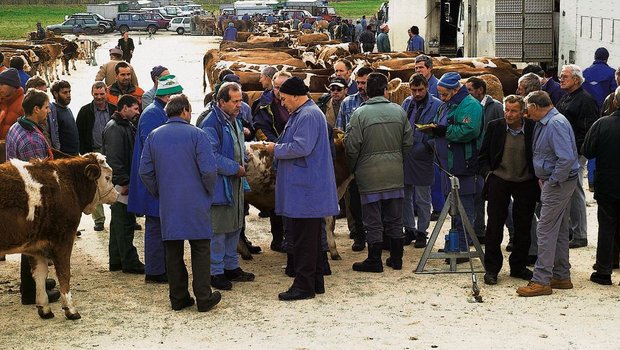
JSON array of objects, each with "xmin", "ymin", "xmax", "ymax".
[{"xmin": 85, "ymin": 164, "xmax": 101, "ymax": 181}]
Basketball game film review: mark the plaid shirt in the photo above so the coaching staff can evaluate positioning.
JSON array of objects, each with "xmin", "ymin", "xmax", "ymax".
[
  {"xmin": 5, "ymin": 118, "xmax": 51, "ymax": 161},
  {"xmin": 335, "ymin": 93, "xmax": 365, "ymax": 130}
]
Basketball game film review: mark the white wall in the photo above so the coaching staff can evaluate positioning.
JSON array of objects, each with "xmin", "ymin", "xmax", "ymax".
[
  {"xmin": 559, "ymin": 0, "xmax": 620, "ymax": 70},
  {"xmin": 388, "ymin": 0, "xmax": 427, "ymax": 52},
  {"xmin": 471, "ymin": 0, "xmax": 494, "ymax": 57}
]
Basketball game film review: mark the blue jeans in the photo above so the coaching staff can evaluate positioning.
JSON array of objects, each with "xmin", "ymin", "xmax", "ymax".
[{"xmin": 210, "ymin": 229, "xmax": 241, "ymax": 275}]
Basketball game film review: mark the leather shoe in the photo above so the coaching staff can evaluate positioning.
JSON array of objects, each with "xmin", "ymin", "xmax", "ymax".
[
  {"xmin": 94, "ymin": 223, "xmax": 104, "ymax": 231},
  {"xmin": 590, "ymin": 272, "xmax": 612, "ymax": 285},
  {"xmin": 351, "ymin": 239, "xmax": 365, "ymax": 252},
  {"xmin": 484, "ymin": 273, "xmax": 498, "ymax": 285},
  {"xmin": 278, "ymin": 287, "xmax": 315, "ymax": 301},
  {"xmin": 145, "ymin": 273, "xmax": 168, "ymax": 284},
  {"xmin": 224, "ymin": 267, "xmax": 255, "ymax": 282},
  {"xmin": 568, "ymin": 239, "xmax": 587, "ymax": 249},
  {"xmin": 45, "ymin": 278, "xmax": 56, "ymax": 290},
  {"xmin": 211, "ymin": 274, "xmax": 232, "ymax": 290},
  {"xmin": 122, "ymin": 262, "xmax": 145, "ymax": 274},
  {"xmin": 550, "ymin": 278, "xmax": 573, "ymax": 289},
  {"xmin": 22, "ymin": 288, "xmax": 61, "ymax": 305},
  {"xmin": 109, "ymin": 263, "xmax": 122, "ymax": 271},
  {"xmin": 171, "ymin": 297, "xmax": 195, "ymax": 311},
  {"xmin": 197, "ymin": 291, "xmax": 222, "ymax": 312},
  {"xmin": 516, "ymin": 282, "xmax": 552, "ymax": 297},
  {"xmin": 270, "ymin": 241, "xmax": 285, "ymax": 253},
  {"xmin": 510, "ymin": 268, "xmax": 533, "ymax": 281}
]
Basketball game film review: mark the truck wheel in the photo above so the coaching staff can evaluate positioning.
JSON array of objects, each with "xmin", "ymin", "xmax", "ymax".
[
  {"xmin": 98, "ymin": 26, "xmax": 106, "ymax": 34},
  {"xmin": 84, "ymin": 27, "xmax": 93, "ymax": 35},
  {"xmin": 177, "ymin": 27, "xmax": 185, "ymax": 35},
  {"xmin": 119, "ymin": 25, "xmax": 129, "ymax": 34}
]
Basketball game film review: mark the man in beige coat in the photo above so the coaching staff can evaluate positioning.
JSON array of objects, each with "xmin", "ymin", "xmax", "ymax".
[{"xmin": 95, "ymin": 47, "xmax": 138, "ymax": 87}]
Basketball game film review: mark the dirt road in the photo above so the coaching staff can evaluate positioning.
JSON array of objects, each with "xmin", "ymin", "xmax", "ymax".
[{"xmin": 0, "ymin": 31, "xmax": 618, "ymax": 350}]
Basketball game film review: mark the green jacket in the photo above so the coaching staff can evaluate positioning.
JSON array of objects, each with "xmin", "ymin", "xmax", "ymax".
[{"xmin": 345, "ymin": 96, "xmax": 413, "ymax": 194}]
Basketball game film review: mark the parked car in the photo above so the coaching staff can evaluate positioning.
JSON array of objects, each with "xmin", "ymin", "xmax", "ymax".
[
  {"xmin": 168, "ymin": 16, "xmax": 192, "ymax": 35},
  {"xmin": 114, "ymin": 12, "xmax": 159, "ymax": 33},
  {"xmin": 67, "ymin": 13, "xmax": 115, "ymax": 32},
  {"xmin": 141, "ymin": 12, "xmax": 171, "ymax": 29},
  {"xmin": 47, "ymin": 18, "xmax": 111, "ymax": 35},
  {"xmin": 277, "ymin": 9, "xmax": 314, "ymax": 22}
]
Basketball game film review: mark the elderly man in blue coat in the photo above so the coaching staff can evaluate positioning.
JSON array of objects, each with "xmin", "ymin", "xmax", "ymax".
[
  {"xmin": 201, "ymin": 82, "xmax": 255, "ymax": 291},
  {"xmin": 265, "ymin": 76, "xmax": 339, "ymax": 301},
  {"xmin": 223, "ymin": 22, "xmax": 238, "ymax": 41},
  {"xmin": 128, "ymin": 74, "xmax": 183, "ymax": 284},
  {"xmin": 401, "ymin": 73, "xmax": 442, "ymax": 249},
  {"xmin": 139, "ymin": 94, "xmax": 221, "ymax": 312}
]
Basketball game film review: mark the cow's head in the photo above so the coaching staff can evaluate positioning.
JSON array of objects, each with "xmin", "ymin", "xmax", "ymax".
[{"xmin": 83, "ymin": 153, "xmax": 118, "ymax": 214}]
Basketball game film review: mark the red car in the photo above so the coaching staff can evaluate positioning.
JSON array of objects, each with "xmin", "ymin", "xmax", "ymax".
[{"xmin": 141, "ymin": 12, "xmax": 171, "ymax": 29}]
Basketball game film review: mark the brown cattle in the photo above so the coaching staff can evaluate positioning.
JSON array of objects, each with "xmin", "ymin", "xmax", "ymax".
[
  {"xmin": 297, "ymin": 33, "xmax": 330, "ymax": 45},
  {"xmin": 0, "ymin": 153, "xmax": 118, "ymax": 319},
  {"xmin": 243, "ymin": 129, "xmax": 352, "ymax": 260}
]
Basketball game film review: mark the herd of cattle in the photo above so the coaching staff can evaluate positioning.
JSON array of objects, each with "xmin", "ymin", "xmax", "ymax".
[
  {"xmin": 204, "ymin": 21, "xmax": 522, "ymax": 106},
  {"xmin": 0, "ymin": 33, "xmax": 98, "ymax": 85}
]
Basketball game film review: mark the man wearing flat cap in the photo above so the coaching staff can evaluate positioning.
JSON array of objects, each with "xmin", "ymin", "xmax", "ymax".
[
  {"xmin": 317, "ymin": 76, "xmax": 347, "ymax": 127},
  {"xmin": 95, "ymin": 47, "xmax": 138, "ymax": 87},
  {"xmin": 265, "ymin": 76, "xmax": 339, "ymax": 301},
  {"xmin": 142, "ymin": 66, "xmax": 170, "ymax": 110},
  {"xmin": 431, "ymin": 72, "xmax": 484, "ymax": 259},
  {"xmin": 377, "ymin": 23, "xmax": 391, "ymax": 53}
]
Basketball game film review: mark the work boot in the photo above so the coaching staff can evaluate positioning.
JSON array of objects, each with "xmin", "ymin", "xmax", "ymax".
[
  {"xmin": 403, "ymin": 229, "xmax": 415, "ymax": 246},
  {"xmin": 285, "ymin": 254, "xmax": 295, "ymax": 277},
  {"xmin": 550, "ymin": 278, "xmax": 573, "ymax": 289},
  {"xmin": 322, "ymin": 252, "xmax": 332, "ymax": 276},
  {"xmin": 351, "ymin": 230, "xmax": 366, "ymax": 251},
  {"xmin": 352, "ymin": 243, "xmax": 383, "ymax": 273},
  {"xmin": 589, "ymin": 272, "xmax": 612, "ymax": 286},
  {"xmin": 414, "ymin": 231, "xmax": 427, "ymax": 248},
  {"xmin": 516, "ymin": 282, "xmax": 552, "ymax": 297},
  {"xmin": 385, "ymin": 238, "xmax": 404, "ymax": 270}
]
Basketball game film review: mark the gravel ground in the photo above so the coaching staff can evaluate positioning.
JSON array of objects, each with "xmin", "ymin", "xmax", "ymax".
[{"xmin": 0, "ymin": 31, "xmax": 619, "ymax": 350}]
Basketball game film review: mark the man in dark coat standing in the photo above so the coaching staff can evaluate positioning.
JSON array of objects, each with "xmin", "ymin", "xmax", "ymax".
[{"xmin": 117, "ymin": 32, "xmax": 135, "ymax": 63}]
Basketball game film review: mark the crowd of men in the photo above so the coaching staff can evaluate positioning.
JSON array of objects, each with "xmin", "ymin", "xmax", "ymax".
[{"xmin": 1, "ymin": 42, "xmax": 620, "ymax": 312}]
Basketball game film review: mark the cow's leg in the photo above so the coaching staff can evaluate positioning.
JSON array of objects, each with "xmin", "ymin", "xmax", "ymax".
[
  {"xmin": 53, "ymin": 242, "xmax": 80, "ymax": 320},
  {"xmin": 31, "ymin": 256, "xmax": 54, "ymax": 319},
  {"xmin": 324, "ymin": 216, "xmax": 341, "ymax": 260}
]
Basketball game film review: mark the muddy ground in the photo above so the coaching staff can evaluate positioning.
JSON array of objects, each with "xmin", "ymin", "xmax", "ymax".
[{"xmin": 0, "ymin": 31, "xmax": 619, "ymax": 350}]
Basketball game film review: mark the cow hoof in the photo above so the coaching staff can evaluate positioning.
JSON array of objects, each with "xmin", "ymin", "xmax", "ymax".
[
  {"xmin": 37, "ymin": 306, "xmax": 55, "ymax": 319},
  {"xmin": 330, "ymin": 254, "xmax": 342, "ymax": 261},
  {"xmin": 63, "ymin": 307, "xmax": 81, "ymax": 320}
]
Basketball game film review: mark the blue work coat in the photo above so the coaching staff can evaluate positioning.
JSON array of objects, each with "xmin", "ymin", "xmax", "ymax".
[
  {"xmin": 128, "ymin": 98, "xmax": 166, "ymax": 217},
  {"xmin": 201, "ymin": 105, "xmax": 246, "ymax": 206},
  {"xmin": 583, "ymin": 60, "xmax": 618, "ymax": 108},
  {"xmin": 402, "ymin": 94, "xmax": 442, "ymax": 186},
  {"xmin": 139, "ymin": 117, "xmax": 217, "ymax": 240},
  {"xmin": 274, "ymin": 99, "xmax": 339, "ymax": 218},
  {"xmin": 223, "ymin": 26, "xmax": 238, "ymax": 41}
]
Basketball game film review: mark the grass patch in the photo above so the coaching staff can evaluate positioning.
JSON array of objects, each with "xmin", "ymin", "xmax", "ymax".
[
  {"xmin": 0, "ymin": 5, "xmax": 85, "ymax": 40},
  {"xmin": 330, "ymin": 0, "xmax": 384, "ymax": 19}
]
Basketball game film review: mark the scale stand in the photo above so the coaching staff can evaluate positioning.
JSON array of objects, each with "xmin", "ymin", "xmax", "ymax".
[{"xmin": 415, "ymin": 176, "xmax": 486, "ymax": 274}]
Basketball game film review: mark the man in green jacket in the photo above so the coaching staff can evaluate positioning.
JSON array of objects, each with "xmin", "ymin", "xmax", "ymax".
[
  {"xmin": 377, "ymin": 23, "xmax": 391, "ymax": 53},
  {"xmin": 345, "ymin": 72, "xmax": 413, "ymax": 272}
]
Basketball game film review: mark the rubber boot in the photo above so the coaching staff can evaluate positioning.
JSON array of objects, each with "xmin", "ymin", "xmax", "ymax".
[
  {"xmin": 403, "ymin": 229, "xmax": 415, "ymax": 246},
  {"xmin": 285, "ymin": 253, "xmax": 295, "ymax": 277},
  {"xmin": 386, "ymin": 238, "xmax": 404, "ymax": 270},
  {"xmin": 351, "ymin": 230, "xmax": 366, "ymax": 251},
  {"xmin": 323, "ymin": 252, "xmax": 332, "ymax": 276},
  {"xmin": 414, "ymin": 231, "xmax": 427, "ymax": 248},
  {"xmin": 382, "ymin": 232, "xmax": 391, "ymax": 251},
  {"xmin": 352, "ymin": 243, "xmax": 383, "ymax": 272}
]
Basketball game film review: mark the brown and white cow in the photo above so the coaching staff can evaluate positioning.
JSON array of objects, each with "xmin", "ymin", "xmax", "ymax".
[
  {"xmin": 0, "ymin": 153, "xmax": 118, "ymax": 320},
  {"xmin": 243, "ymin": 129, "xmax": 353, "ymax": 260}
]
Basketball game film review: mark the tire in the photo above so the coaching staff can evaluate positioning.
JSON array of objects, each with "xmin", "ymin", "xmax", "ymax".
[
  {"xmin": 119, "ymin": 25, "xmax": 129, "ymax": 34},
  {"xmin": 84, "ymin": 27, "xmax": 92, "ymax": 35},
  {"xmin": 98, "ymin": 26, "xmax": 106, "ymax": 34},
  {"xmin": 176, "ymin": 27, "xmax": 185, "ymax": 35},
  {"xmin": 147, "ymin": 25, "xmax": 157, "ymax": 34},
  {"xmin": 53, "ymin": 28, "xmax": 61, "ymax": 36}
]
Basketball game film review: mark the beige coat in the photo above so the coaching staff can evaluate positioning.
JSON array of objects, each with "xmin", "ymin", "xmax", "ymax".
[{"xmin": 95, "ymin": 59, "xmax": 139, "ymax": 87}]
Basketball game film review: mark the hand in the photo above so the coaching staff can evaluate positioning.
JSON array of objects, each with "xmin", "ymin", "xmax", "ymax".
[
  {"xmin": 432, "ymin": 124, "xmax": 447, "ymax": 137},
  {"xmin": 121, "ymin": 185, "xmax": 129, "ymax": 195},
  {"xmin": 236, "ymin": 165, "xmax": 246, "ymax": 177},
  {"xmin": 265, "ymin": 142, "xmax": 275, "ymax": 155},
  {"xmin": 243, "ymin": 127, "xmax": 251, "ymax": 136}
]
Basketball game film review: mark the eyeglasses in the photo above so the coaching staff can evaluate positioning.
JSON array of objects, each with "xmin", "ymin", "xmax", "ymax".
[{"xmin": 330, "ymin": 86, "xmax": 344, "ymax": 92}]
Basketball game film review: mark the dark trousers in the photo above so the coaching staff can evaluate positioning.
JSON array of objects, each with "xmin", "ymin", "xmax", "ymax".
[
  {"xmin": 290, "ymin": 218, "xmax": 323, "ymax": 293},
  {"xmin": 362, "ymin": 197, "xmax": 404, "ymax": 244},
  {"xmin": 165, "ymin": 239, "xmax": 213, "ymax": 309},
  {"xmin": 20, "ymin": 255, "xmax": 35, "ymax": 301},
  {"xmin": 269, "ymin": 210, "xmax": 284, "ymax": 248},
  {"xmin": 595, "ymin": 199, "xmax": 620, "ymax": 274},
  {"xmin": 283, "ymin": 217, "xmax": 329, "ymax": 253},
  {"xmin": 484, "ymin": 175, "xmax": 538, "ymax": 274},
  {"xmin": 109, "ymin": 202, "xmax": 141, "ymax": 269},
  {"xmin": 347, "ymin": 179, "xmax": 365, "ymax": 239},
  {"xmin": 145, "ymin": 215, "xmax": 166, "ymax": 275}
]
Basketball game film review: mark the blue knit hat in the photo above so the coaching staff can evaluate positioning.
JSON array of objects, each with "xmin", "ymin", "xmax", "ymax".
[
  {"xmin": 437, "ymin": 72, "xmax": 461, "ymax": 89},
  {"xmin": 595, "ymin": 47, "xmax": 609, "ymax": 61},
  {"xmin": 0, "ymin": 68, "xmax": 21, "ymax": 89}
]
